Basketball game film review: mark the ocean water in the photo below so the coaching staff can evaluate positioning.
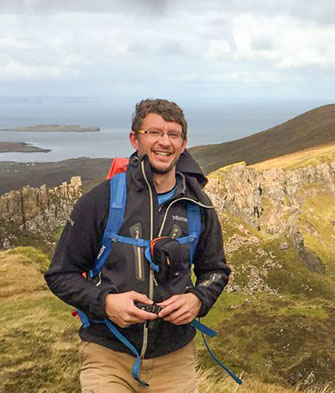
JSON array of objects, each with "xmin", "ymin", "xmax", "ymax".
[{"xmin": 0, "ymin": 97, "xmax": 330, "ymax": 162}]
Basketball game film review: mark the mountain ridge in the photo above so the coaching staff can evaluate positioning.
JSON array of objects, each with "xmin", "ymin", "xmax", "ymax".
[{"xmin": 189, "ymin": 104, "xmax": 335, "ymax": 174}]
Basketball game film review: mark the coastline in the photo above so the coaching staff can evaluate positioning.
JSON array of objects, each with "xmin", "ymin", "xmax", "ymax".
[
  {"xmin": 0, "ymin": 142, "xmax": 51, "ymax": 153},
  {"xmin": 0, "ymin": 124, "xmax": 100, "ymax": 132}
]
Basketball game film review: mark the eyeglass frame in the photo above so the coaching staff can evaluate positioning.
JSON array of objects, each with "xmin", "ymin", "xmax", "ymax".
[{"xmin": 136, "ymin": 129, "xmax": 184, "ymax": 141}]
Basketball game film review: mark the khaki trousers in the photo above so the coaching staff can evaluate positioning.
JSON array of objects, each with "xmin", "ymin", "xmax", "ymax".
[{"xmin": 79, "ymin": 341, "xmax": 199, "ymax": 393}]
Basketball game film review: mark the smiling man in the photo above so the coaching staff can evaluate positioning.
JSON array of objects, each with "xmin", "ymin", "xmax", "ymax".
[{"xmin": 45, "ymin": 99, "xmax": 230, "ymax": 393}]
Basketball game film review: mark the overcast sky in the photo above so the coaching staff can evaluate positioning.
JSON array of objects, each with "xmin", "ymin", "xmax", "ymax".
[{"xmin": 0, "ymin": 0, "xmax": 334, "ymax": 104}]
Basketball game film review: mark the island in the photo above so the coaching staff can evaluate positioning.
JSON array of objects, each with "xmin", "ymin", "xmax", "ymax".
[
  {"xmin": 0, "ymin": 124, "xmax": 100, "ymax": 132},
  {"xmin": 0, "ymin": 142, "xmax": 51, "ymax": 153}
]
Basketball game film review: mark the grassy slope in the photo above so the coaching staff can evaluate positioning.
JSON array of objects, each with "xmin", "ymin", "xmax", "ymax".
[
  {"xmin": 2, "ymin": 247, "xmax": 333, "ymax": 393},
  {"xmin": 189, "ymin": 104, "xmax": 335, "ymax": 174},
  {"xmin": 0, "ymin": 247, "xmax": 81, "ymax": 393},
  {"xmin": 250, "ymin": 143, "xmax": 335, "ymax": 171}
]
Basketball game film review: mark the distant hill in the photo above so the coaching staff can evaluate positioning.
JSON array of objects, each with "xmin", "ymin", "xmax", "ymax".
[
  {"xmin": 189, "ymin": 104, "xmax": 335, "ymax": 174},
  {"xmin": 0, "ymin": 157, "xmax": 112, "ymax": 196},
  {"xmin": 0, "ymin": 141, "xmax": 51, "ymax": 153}
]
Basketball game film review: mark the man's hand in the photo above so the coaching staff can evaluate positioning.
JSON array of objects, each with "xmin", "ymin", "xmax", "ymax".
[
  {"xmin": 104, "ymin": 291, "xmax": 158, "ymax": 328},
  {"xmin": 157, "ymin": 293, "xmax": 202, "ymax": 325}
]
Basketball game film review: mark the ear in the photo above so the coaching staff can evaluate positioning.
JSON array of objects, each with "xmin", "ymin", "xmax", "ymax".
[
  {"xmin": 180, "ymin": 136, "xmax": 187, "ymax": 153},
  {"xmin": 129, "ymin": 131, "xmax": 139, "ymax": 150}
]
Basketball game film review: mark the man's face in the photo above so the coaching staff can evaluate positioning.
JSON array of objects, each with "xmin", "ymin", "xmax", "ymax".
[{"xmin": 130, "ymin": 113, "xmax": 187, "ymax": 175}]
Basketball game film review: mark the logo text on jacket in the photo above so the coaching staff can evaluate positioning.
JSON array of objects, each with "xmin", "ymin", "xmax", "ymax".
[{"xmin": 172, "ymin": 215, "xmax": 187, "ymax": 223}]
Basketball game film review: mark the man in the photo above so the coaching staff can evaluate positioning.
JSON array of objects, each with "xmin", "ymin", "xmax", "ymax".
[{"xmin": 45, "ymin": 98, "xmax": 230, "ymax": 393}]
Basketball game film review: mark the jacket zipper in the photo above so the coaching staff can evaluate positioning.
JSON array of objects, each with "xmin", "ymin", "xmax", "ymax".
[
  {"xmin": 140, "ymin": 160, "xmax": 155, "ymax": 359},
  {"xmin": 199, "ymin": 272, "xmax": 220, "ymax": 287},
  {"xmin": 139, "ymin": 168, "xmax": 214, "ymax": 358}
]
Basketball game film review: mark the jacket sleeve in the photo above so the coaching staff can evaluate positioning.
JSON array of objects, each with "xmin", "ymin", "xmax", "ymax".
[
  {"xmin": 186, "ymin": 204, "xmax": 231, "ymax": 317},
  {"xmin": 44, "ymin": 183, "xmax": 119, "ymax": 320}
]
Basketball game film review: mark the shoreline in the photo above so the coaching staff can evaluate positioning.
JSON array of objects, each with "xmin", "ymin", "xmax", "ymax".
[
  {"xmin": 0, "ymin": 142, "xmax": 51, "ymax": 153},
  {"xmin": 0, "ymin": 124, "xmax": 100, "ymax": 132}
]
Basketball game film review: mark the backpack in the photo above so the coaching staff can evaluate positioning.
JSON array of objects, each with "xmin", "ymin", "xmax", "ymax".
[{"xmin": 74, "ymin": 158, "xmax": 242, "ymax": 386}]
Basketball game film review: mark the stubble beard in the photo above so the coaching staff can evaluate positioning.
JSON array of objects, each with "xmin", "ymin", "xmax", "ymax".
[
  {"xmin": 149, "ymin": 151, "xmax": 181, "ymax": 175},
  {"xmin": 150, "ymin": 161, "xmax": 175, "ymax": 175}
]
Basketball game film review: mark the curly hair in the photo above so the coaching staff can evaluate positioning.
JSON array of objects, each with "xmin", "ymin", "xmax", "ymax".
[{"xmin": 131, "ymin": 98, "xmax": 187, "ymax": 139}]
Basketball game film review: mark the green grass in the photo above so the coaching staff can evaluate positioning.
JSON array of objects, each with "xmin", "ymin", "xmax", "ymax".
[
  {"xmin": 289, "ymin": 149, "xmax": 335, "ymax": 170},
  {"xmin": 52, "ymin": 225, "xmax": 65, "ymax": 243},
  {"xmin": 7, "ymin": 246, "xmax": 50, "ymax": 273},
  {"xmin": 196, "ymin": 292, "xmax": 335, "ymax": 390},
  {"xmin": 277, "ymin": 304, "xmax": 329, "ymax": 319},
  {"xmin": 299, "ymin": 195, "xmax": 335, "ymax": 278},
  {"xmin": 0, "ymin": 248, "xmax": 81, "ymax": 393},
  {"xmin": 0, "ymin": 292, "xmax": 81, "ymax": 393}
]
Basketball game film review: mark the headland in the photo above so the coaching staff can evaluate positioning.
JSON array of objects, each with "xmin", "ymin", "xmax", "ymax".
[
  {"xmin": 0, "ymin": 142, "xmax": 51, "ymax": 154},
  {"xmin": 0, "ymin": 124, "xmax": 100, "ymax": 132}
]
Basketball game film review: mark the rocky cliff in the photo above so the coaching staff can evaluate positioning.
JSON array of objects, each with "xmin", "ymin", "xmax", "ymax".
[
  {"xmin": 0, "ymin": 177, "xmax": 82, "ymax": 250},
  {"xmin": 206, "ymin": 159, "xmax": 335, "ymax": 280}
]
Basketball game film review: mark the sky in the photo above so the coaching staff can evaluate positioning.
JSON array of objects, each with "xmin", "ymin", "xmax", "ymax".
[{"xmin": 0, "ymin": 0, "xmax": 334, "ymax": 105}]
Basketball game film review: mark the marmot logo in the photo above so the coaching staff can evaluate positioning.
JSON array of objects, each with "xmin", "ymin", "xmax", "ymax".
[{"xmin": 172, "ymin": 215, "xmax": 187, "ymax": 223}]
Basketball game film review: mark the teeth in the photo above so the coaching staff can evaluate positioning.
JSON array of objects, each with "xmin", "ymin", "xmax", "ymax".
[{"xmin": 154, "ymin": 152, "xmax": 171, "ymax": 156}]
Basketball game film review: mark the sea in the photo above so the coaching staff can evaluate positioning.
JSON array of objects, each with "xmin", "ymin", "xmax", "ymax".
[{"xmin": 0, "ymin": 97, "xmax": 331, "ymax": 162}]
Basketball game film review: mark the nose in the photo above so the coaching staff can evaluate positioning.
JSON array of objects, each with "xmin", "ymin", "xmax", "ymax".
[{"xmin": 158, "ymin": 132, "xmax": 172, "ymax": 146}]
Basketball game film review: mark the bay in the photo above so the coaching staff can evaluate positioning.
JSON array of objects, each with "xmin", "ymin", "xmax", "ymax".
[{"xmin": 0, "ymin": 97, "xmax": 330, "ymax": 162}]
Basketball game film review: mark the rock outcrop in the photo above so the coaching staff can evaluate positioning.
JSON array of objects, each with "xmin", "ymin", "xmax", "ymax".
[
  {"xmin": 0, "ymin": 177, "xmax": 82, "ymax": 249},
  {"xmin": 206, "ymin": 160, "xmax": 335, "ymax": 275},
  {"xmin": 207, "ymin": 161, "xmax": 335, "ymax": 231}
]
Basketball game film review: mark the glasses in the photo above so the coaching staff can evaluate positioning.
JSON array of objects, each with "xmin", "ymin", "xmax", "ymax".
[{"xmin": 137, "ymin": 129, "xmax": 183, "ymax": 141}]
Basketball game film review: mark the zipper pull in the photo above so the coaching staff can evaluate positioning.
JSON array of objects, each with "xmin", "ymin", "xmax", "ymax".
[{"xmin": 152, "ymin": 274, "xmax": 158, "ymax": 286}]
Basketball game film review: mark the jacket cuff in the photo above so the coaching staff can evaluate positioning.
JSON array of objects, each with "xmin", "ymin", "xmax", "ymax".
[{"xmin": 89, "ymin": 287, "xmax": 119, "ymax": 319}]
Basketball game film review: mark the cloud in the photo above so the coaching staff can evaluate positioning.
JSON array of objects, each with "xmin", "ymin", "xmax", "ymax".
[
  {"xmin": 250, "ymin": 36, "xmax": 274, "ymax": 51},
  {"xmin": 0, "ymin": 0, "xmax": 172, "ymax": 16},
  {"xmin": 0, "ymin": 0, "xmax": 334, "ymax": 100},
  {"xmin": 203, "ymin": 13, "xmax": 335, "ymax": 69},
  {"xmin": 204, "ymin": 40, "xmax": 233, "ymax": 60}
]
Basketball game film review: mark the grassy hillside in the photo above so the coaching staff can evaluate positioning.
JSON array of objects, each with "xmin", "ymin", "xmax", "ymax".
[
  {"xmin": 250, "ymin": 143, "xmax": 335, "ymax": 171},
  {"xmin": 1, "ymin": 247, "xmax": 333, "ymax": 393},
  {"xmin": 198, "ymin": 231, "xmax": 335, "ymax": 390},
  {"xmin": 0, "ymin": 247, "xmax": 81, "ymax": 393},
  {"xmin": 190, "ymin": 104, "xmax": 335, "ymax": 174}
]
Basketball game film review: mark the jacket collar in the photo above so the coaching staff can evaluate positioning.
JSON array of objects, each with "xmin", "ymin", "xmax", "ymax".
[{"xmin": 127, "ymin": 150, "xmax": 208, "ymax": 204}]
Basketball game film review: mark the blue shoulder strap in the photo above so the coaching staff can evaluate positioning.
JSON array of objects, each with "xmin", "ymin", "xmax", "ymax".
[
  {"xmin": 186, "ymin": 202, "xmax": 201, "ymax": 266},
  {"xmin": 88, "ymin": 172, "xmax": 127, "ymax": 278}
]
